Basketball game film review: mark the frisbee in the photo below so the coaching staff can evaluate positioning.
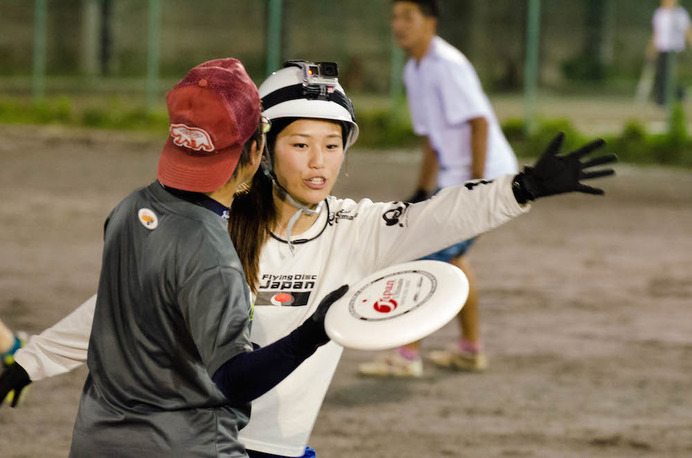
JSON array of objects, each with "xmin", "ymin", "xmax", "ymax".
[{"xmin": 325, "ymin": 260, "xmax": 469, "ymax": 351}]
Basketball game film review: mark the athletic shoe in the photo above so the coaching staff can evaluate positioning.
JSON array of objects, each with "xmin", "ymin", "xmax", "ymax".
[
  {"xmin": 428, "ymin": 346, "xmax": 488, "ymax": 372},
  {"xmin": 357, "ymin": 350, "xmax": 423, "ymax": 378}
]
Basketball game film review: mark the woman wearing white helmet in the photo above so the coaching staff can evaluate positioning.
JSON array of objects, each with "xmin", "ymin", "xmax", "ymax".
[
  {"xmin": 5, "ymin": 60, "xmax": 615, "ymax": 457},
  {"xmin": 228, "ymin": 61, "xmax": 615, "ymax": 457}
]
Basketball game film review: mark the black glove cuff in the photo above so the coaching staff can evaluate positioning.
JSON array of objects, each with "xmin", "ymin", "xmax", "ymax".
[
  {"xmin": 406, "ymin": 188, "xmax": 430, "ymax": 204},
  {"xmin": 512, "ymin": 169, "xmax": 539, "ymax": 204}
]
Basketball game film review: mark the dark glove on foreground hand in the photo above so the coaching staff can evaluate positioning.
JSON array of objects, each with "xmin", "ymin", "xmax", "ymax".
[
  {"xmin": 291, "ymin": 285, "xmax": 349, "ymax": 354},
  {"xmin": 513, "ymin": 132, "xmax": 618, "ymax": 204},
  {"xmin": 405, "ymin": 188, "xmax": 431, "ymax": 203},
  {"xmin": 0, "ymin": 362, "xmax": 31, "ymax": 408}
]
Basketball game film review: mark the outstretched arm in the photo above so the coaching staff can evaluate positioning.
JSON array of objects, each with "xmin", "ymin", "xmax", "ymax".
[
  {"xmin": 362, "ymin": 132, "xmax": 616, "ymax": 270},
  {"xmin": 14, "ymin": 294, "xmax": 95, "ymax": 381},
  {"xmin": 212, "ymin": 285, "xmax": 348, "ymax": 406},
  {"xmin": 1, "ymin": 295, "xmax": 95, "ymax": 408}
]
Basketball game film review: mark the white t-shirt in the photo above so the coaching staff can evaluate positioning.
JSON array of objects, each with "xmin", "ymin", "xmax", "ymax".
[
  {"xmin": 403, "ymin": 36, "xmax": 518, "ymax": 187},
  {"xmin": 653, "ymin": 6, "xmax": 691, "ymax": 52},
  {"xmin": 16, "ymin": 175, "xmax": 529, "ymax": 456}
]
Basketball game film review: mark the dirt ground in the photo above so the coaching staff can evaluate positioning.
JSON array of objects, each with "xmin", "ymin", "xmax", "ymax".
[{"xmin": 0, "ymin": 124, "xmax": 691, "ymax": 458}]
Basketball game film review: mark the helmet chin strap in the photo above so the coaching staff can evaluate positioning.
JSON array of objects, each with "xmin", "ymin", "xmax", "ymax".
[
  {"xmin": 262, "ymin": 159, "xmax": 324, "ymax": 254},
  {"xmin": 277, "ymin": 184, "xmax": 324, "ymax": 254}
]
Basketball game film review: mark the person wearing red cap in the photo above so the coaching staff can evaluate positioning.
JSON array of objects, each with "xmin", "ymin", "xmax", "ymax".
[{"xmin": 35, "ymin": 58, "xmax": 348, "ymax": 457}]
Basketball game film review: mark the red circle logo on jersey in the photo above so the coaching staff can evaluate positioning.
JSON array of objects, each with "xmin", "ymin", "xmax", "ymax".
[
  {"xmin": 373, "ymin": 299, "xmax": 398, "ymax": 314},
  {"xmin": 271, "ymin": 293, "xmax": 295, "ymax": 306}
]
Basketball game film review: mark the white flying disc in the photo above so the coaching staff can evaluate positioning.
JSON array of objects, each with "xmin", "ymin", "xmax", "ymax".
[{"xmin": 325, "ymin": 260, "xmax": 469, "ymax": 351}]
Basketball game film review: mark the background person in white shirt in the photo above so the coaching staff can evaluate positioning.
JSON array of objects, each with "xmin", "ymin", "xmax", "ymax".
[
  {"xmin": 647, "ymin": 0, "xmax": 692, "ymax": 105},
  {"xmin": 359, "ymin": 0, "xmax": 518, "ymax": 377}
]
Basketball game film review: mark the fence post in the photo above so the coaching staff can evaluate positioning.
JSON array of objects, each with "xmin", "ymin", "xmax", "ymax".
[
  {"xmin": 390, "ymin": 40, "xmax": 405, "ymax": 116},
  {"xmin": 32, "ymin": 0, "xmax": 48, "ymax": 102},
  {"xmin": 146, "ymin": 0, "xmax": 161, "ymax": 111},
  {"xmin": 266, "ymin": 0, "xmax": 284, "ymax": 76},
  {"xmin": 81, "ymin": 0, "xmax": 100, "ymax": 76},
  {"xmin": 523, "ymin": 0, "xmax": 541, "ymax": 136}
]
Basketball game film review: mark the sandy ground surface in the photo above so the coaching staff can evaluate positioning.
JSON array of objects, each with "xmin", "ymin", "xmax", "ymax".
[{"xmin": 0, "ymin": 124, "xmax": 691, "ymax": 457}]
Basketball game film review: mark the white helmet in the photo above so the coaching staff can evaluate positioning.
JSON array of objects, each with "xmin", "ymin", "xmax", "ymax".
[{"xmin": 259, "ymin": 60, "xmax": 359, "ymax": 149}]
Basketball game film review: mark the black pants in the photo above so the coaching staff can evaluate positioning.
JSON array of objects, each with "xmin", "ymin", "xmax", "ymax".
[{"xmin": 654, "ymin": 51, "xmax": 684, "ymax": 106}]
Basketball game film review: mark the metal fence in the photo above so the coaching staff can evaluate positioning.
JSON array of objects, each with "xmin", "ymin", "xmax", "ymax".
[{"xmin": 0, "ymin": 0, "xmax": 689, "ymax": 136}]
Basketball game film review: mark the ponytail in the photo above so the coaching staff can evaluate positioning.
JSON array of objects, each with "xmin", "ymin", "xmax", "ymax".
[{"xmin": 228, "ymin": 170, "xmax": 276, "ymax": 294}]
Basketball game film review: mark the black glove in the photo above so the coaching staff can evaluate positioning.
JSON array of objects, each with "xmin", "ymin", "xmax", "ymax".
[
  {"xmin": 405, "ymin": 188, "xmax": 431, "ymax": 204},
  {"xmin": 0, "ymin": 362, "xmax": 31, "ymax": 408},
  {"xmin": 290, "ymin": 285, "xmax": 349, "ymax": 354},
  {"xmin": 513, "ymin": 132, "xmax": 617, "ymax": 204}
]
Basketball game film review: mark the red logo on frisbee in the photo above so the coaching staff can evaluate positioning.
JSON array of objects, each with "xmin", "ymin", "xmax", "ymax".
[
  {"xmin": 373, "ymin": 299, "xmax": 398, "ymax": 313},
  {"xmin": 373, "ymin": 279, "xmax": 398, "ymax": 313}
]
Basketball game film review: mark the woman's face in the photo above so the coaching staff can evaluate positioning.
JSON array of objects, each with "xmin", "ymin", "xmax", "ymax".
[{"xmin": 272, "ymin": 119, "xmax": 345, "ymax": 208}]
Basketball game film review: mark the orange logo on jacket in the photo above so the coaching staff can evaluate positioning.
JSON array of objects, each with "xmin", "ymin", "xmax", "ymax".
[
  {"xmin": 170, "ymin": 124, "xmax": 215, "ymax": 152},
  {"xmin": 138, "ymin": 208, "xmax": 158, "ymax": 230}
]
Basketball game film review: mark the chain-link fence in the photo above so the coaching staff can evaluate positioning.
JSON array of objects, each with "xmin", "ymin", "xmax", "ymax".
[
  {"xmin": 0, "ymin": 1, "xmax": 676, "ymax": 88},
  {"xmin": 1, "ymin": 0, "xmax": 691, "ymax": 161}
]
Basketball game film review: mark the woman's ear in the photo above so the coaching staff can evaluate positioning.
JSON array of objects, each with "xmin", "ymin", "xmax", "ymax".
[{"xmin": 250, "ymin": 139, "xmax": 264, "ymax": 167}]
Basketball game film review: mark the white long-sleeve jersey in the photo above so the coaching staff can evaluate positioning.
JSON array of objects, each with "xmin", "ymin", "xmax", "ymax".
[{"xmin": 15, "ymin": 175, "xmax": 529, "ymax": 456}]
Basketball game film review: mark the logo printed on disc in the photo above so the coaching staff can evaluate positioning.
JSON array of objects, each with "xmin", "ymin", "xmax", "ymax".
[
  {"xmin": 373, "ymin": 298, "xmax": 397, "ymax": 313},
  {"xmin": 348, "ymin": 270, "xmax": 436, "ymax": 322},
  {"xmin": 138, "ymin": 208, "xmax": 158, "ymax": 230}
]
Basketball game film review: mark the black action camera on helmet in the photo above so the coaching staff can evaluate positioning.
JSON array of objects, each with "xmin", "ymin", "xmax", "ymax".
[
  {"xmin": 267, "ymin": 59, "xmax": 355, "ymax": 121},
  {"xmin": 284, "ymin": 60, "xmax": 339, "ymax": 89}
]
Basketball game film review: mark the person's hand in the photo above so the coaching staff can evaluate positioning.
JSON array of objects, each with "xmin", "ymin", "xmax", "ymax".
[
  {"xmin": 291, "ymin": 285, "xmax": 349, "ymax": 352},
  {"xmin": 404, "ymin": 189, "xmax": 431, "ymax": 203},
  {"xmin": 0, "ymin": 362, "xmax": 31, "ymax": 408},
  {"xmin": 513, "ymin": 132, "xmax": 617, "ymax": 203}
]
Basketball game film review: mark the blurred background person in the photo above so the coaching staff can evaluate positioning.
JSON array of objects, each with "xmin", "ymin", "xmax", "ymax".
[
  {"xmin": 359, "ymin": 0, "xmax": 518, "ymax": 378},
  {"xmin": 647, "ymin": 0, "xmax": 692, "ymax": 106}
]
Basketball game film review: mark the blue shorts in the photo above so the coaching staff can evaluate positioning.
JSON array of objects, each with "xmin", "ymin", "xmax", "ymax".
[
  {"xmin": 418, "ymin": 186, "xmax": 476, "ymax": 262},
  {"xmin": 419, "ymin": 237, "xmax": 476, "ymax": 263},
  {"xmin": 247, "ymin": 446, "xmax": 316, "ymax": 458}
]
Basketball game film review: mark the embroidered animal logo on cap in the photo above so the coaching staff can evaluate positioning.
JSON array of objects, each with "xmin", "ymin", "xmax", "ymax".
[
  {"xmin": 170, "ymin": 124, "xmax": 215, "ymax": 152},
  {"xmin": 138, "ymin": 208, "xmax": 159, "ymax": 230}
]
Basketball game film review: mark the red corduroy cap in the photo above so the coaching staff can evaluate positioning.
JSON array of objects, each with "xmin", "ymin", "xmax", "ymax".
[{"xmin": 157, "ymin": 58, "xmax": 261, "ymax": 193}]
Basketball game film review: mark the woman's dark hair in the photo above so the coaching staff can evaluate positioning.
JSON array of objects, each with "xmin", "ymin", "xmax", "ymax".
[
  {"xmin": 231, "ymin": 116, "xmax": 266, "ymax": 180},
  {"xmin": 228, "ymin": 117, "xmax": 351, "ymax": 293},
  {"xmin": 228, "ymin": 167, "xmax": 275, "ymax": 294}
]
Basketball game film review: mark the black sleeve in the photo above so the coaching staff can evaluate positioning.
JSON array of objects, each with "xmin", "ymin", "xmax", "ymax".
[{"xmin": 211, "ymin": 330, "xmax": 318, "ymax": 406}]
